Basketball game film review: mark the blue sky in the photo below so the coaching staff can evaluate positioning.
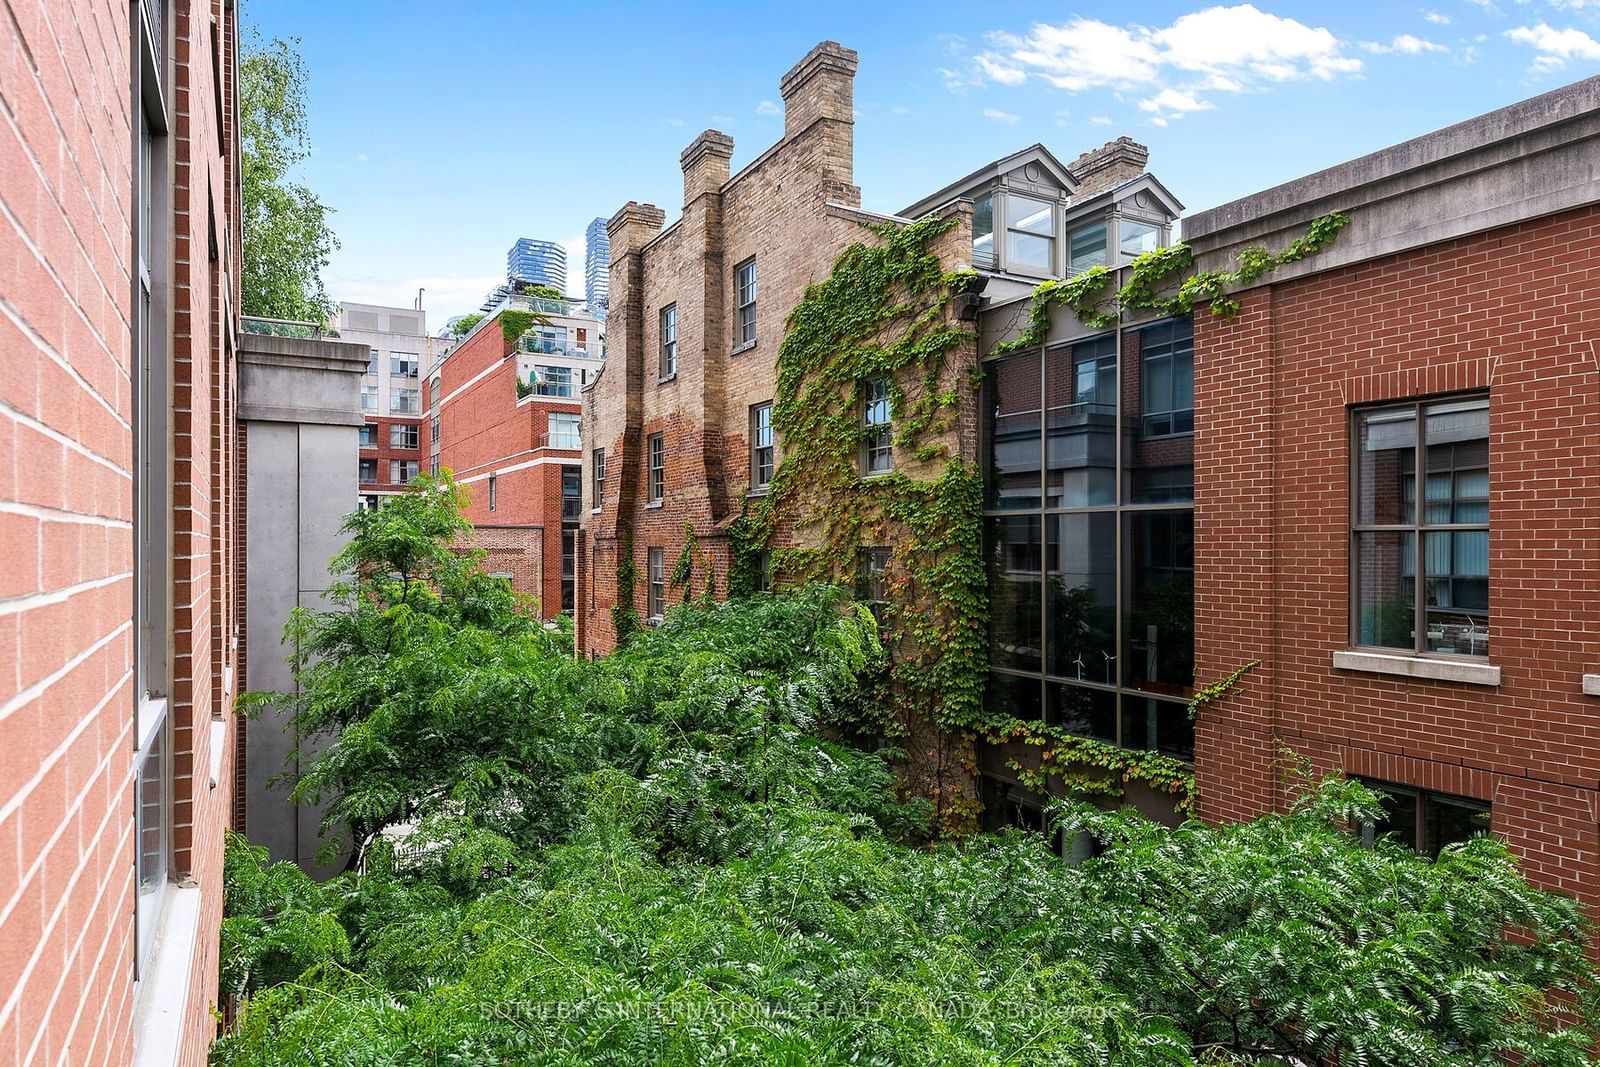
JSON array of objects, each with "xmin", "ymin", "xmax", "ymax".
[{"xmin": 248, "ymin": 0, "xmax": 1600, "ymax": 325}]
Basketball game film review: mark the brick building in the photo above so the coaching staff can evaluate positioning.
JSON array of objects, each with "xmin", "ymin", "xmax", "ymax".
[
  {"xmin": 429, "ymin": 292, "xmax": 601, "ymax": 618},
  {"xmin": 339, "ymin": 301, "xmax": 455, "ymax": 509},
  {"xmin": 2, "ymin": 1, "xmax": 242, "ymax": 1062}
]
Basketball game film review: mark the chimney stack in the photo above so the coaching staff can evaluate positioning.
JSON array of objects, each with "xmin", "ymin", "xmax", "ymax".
[
  {"xmin": 1066, "ymin": 136, "xmax": 1150, "ymax": 199},
  {"xmin": 680, "ymin": 130, "xmax": 735, "ymax": 207},
  {"xmin": 778, "ymin": 41, "xmax": 858, "ymax": 142}
]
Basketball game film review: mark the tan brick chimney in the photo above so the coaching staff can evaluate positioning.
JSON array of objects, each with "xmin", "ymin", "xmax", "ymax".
[
  {"xmin": 779, "ymin": 40, "xmax": 858, "ymax": 141},
  {"xmin": 1067, "ymin": 136, "xmax": 1150, "ymax": 199},
  {"xmin": 681, "ymin": 130, "xmax": 735, "ymax": 207}
]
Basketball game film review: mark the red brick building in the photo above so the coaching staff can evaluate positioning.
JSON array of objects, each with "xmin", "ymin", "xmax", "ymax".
[
  {"xmin": 429, "ymin": 296, "xmax": 600, "ymax": 619},
  {"xmin": 1, "ymin": 1, "xmax": 242, "ymax": 1062},
  {"xmin": 1181, "ymin": 76, "xmax": 1600, "ymax": 905}
]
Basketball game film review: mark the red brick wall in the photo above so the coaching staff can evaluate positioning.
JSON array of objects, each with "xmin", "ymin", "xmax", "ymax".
[
  {"xmin": 0, "ymin": 2, "xmax": 239, "ymax": 1063},
  {"xmin": 358, "ymin": 415, "xmax": 424, "ymax": 493},
  {"xmin": 1193, "ymin": 203, "xmax": 1600, "ymax": 908}
]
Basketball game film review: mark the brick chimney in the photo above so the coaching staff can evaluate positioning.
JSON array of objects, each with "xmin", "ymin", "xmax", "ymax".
[
  {"xmin": 1067, "ymin": 136, "xmax": 1150, "ymax": 199},
  {"xmin": 779, "ymin": 40, "xmax": 858, "ymax": 142},
  {"xmin": 681, "ymin": 130, "xmax": 734, "ymax": 207},
  {"xmin": 606, "ymin": 201, "xmax": 667, "ymax": 260}
]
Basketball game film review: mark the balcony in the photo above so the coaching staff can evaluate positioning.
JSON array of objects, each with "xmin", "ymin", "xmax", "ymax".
[
  {"xmin": 539, "ymin": 432, "xmax": 582, "ymax": 450},
  {"xmin": 518, "ymin": 335, "xmax": 593, "ymax": 358},
  {"xmin": 242, "ymin": 315, "xmax": 334, "ymax": 339}
]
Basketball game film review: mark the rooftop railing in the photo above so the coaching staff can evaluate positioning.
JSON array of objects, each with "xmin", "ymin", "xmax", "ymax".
[{"xmin": 242, "ymin": 315, "xmax": 334, "ymax": 339}]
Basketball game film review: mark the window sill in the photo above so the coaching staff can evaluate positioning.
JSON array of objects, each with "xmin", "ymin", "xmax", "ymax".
[
  {"xmin": 658, "ymin": 373, "xmax": 677, "ymax": 384},
  {"xmin": 590, "ymin": 507, "xmax": 601, "ymax": 515},
  {"xmin": 1331, "ymin": 649, "xmax": 1500, "ymax": 687},
  {"xmin": 645, "ymin": 500, "xmax": 663, "ymax": 510},
  {"xmin": 747, "ymin": 488, "xmax": 769, "ymax": 498},
  {"xmin": 860, "ymin": 469, "xmax": 895, "ymax": 481},
  {"xmin": 730, "ymin": 340, "xmax": 757, "ymax": 357},
  {"xmin": 1583, "ymin": 674, "xmax": 1600, "ymax": 697},
  {"xmin": 132, "ymin": 882, "xmax": 203, "ymax": 1067}
]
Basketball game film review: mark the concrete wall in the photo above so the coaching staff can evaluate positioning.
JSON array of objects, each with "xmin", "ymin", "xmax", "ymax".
[{"xmin": 240, "ymin": 335, "xmax": 367, "ymax": 876}]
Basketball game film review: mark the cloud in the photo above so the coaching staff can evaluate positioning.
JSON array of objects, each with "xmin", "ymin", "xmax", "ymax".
[
  {"xmin": 661, "ymin": 117, "xmax": 686, "ymax": 127},
  {"xmin": 982, "ymin": 107, "xmax": 1021, "ymax": 124},
  {"xmin": 1363, "ymin": 34, "xmax": 1448, "ymax": 54},
  {"xmin": 967, "ymin": 5, "xmax": 1361, "ymax": 119},
  {"xmin": 1505, "ymin": 22, "xmax": 1600, "ymax": 70},
  {"xmin": 890, "ymin": 104, "xmax": 912, "ymax": 115},
  {"xmin": 1423, "ymin": 11, "xmax": 1451, "ymax": 24},
  {"xmin": 710, "ymin": 114, "xmax": 734, "ymax": 124},
  {"xmin": 755, "ymin": 99, "xmax": 782, "ymax": 116},
  {"xmin": 355, "ymin": 152, "xmax": 369, "ymax": 163},
  {"xmin": 329, "ymin": 274, "xmax": 503, "ymax": 326},
  {"xmin": 1138, "ymin": 87, "xmax": 1216, "ymax": 125},
  {"xmin": 1088, "ymin": 115, "xmax": 1113, "ymax": 125}
]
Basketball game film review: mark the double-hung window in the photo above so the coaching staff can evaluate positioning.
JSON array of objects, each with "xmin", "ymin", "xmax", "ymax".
[
  {"xmin": 734, "ymin": 258, "xmax": 757, "ymax": 348},
  {"xmin": 1006, "ymin": 195, "xmax": 1055, "ymax": 274},
  {"xmin": 862, "ymin": 376, "xmax": 893, "ymax": 475},
  {"xmin": 647, "ymin": 433, "xmax": 665, "ymax": 503},
  {"xmin": 659, "ymin": 304, "xmax": 677, "ymax": 379},
  {"xmin": 648, "ymin": 547, "xmax": 665, "ymax": 619},
  {"xmin": 858, "ymin": 547, "xmax": 890, "ymax": 620},
  {"xmin": 1352, "ymin": 395, "xmax": 1489, "ymax": 657},
  {"xmin": 592, "ymin": 448, "xmax": 606, "ymax": 509},
  {"xmin": 750, "ymin": 402, "xmax": 774, "ymax": 490},
  {"xmin": 361, "ymin": 385, "xmax": 378, "ymax": 412}
]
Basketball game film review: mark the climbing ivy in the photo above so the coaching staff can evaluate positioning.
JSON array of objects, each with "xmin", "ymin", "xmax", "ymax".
[
  {"xmin": 732, "ymin": 214, "xmax": 989, "ymax": 746},
  {"xmin": 983, "ymin": 717, "xmax": 1198, "ymax": 816},
  {"xmin": 611, "ymin": 527, "xmax": 640, "ymax": 645},
  {"xmin": 992, "ymin": 211, "xmax": 1350, "ymax": 355},
  {"xmin": 669, "ymin": 521, "xmax": 695, "ymax": 602},
  {"xmin": 1187, "ymin": 659, "xmax": 1258, "ymax": 722}
]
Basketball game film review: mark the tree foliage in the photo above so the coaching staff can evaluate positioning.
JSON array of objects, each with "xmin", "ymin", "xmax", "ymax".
[
  {"xmin": 240, "ymin": 30, "xmax": 338, "ymax": 321},
  {"xmin": 219, "ymin": 480, "xmax": 1600, "ymax": 1065}
]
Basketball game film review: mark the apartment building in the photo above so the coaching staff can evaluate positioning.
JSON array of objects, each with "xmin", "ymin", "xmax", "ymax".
[
  {"xmin": 3, "ymin": 2, "xmax": 240, "ymax": 1062},
  {"xmin": 338, "ymin": 302, "xmax": 455, "ymax": 507},
  {"xmin": 584, "ymin": 215, "xmax": 610, "ymax": 318},
  {"xmin": 429, "ymin": 292, "xmax": 602, "ymax": 618}
]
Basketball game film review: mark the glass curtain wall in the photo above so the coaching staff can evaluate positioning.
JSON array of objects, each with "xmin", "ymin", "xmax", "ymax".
[{"xmin": 982, "ymin": 316, "xmax": 1196, "ymax": 760}]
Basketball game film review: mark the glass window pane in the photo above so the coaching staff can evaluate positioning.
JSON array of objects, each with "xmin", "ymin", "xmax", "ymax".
[
  {"xmin": 1009, "ymin": 195, "xmax": 1054, "ymax": 235},
  {"xmin": 1119, "ymin": 219, "xmax": 1159, "ymax": 259},
  {"xmin": 1006, "ymin": 231, "xmax": 1053, "ymax": 272},
  {"xmin": 1047, "ymin": 513, "xmax": 1117, "ymax": 682},
  {"xmin": 973, "ymin": 194, "xmax": 995, "ymax": 268},
  {"xmin": 1123, "ymin": 511, "xmax": 1194, "ymax": 696},
  {"xmin": 1049, "ymin": 683, "xmax": 1116, "ymax": 744},
  {"xmin": 988, "ymin": 516, "xmax": 1042, "ymax": 671},
  {"xmin": 1366, "ymin": 783, "xmax": 1420, "ymax": 850},
  {"xmin": 1120, "ymin": 695, "xmax": 1194, "ymax": 761},
  {"xmin": 1069, "ymin": 223, "xmax": 1107, "ymax": 273},
  {"xmin": 1355, "ymin": 530, "xmax": 1415, "ymax": 649},
  {"xmin": 1426, "ymin": 795, "xmax": 1491, "ymax": 856},
  {"xmin": 988, "ymin": 670, "xmax": 1041, "ymax": 722},
  {"xmin": 1356, "ymin": 407, "xmax": 1417, "ymax": 525},
  {"xmin": 984, "ymin": 352, "xmax": 1042, "ymax": 510},
  {"xmin": 1424, "ymin": 530, "xmax": 1489, "ymax": 656},
  {"xmin": 1126, "ymin": 326, "xmax": 1193, "ymax": 504},
  {"xmin": 1047, "ymin": 339, "xmax": 1115, "ymax": 508}
]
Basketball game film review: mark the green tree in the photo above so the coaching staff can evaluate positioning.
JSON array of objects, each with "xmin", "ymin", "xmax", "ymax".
[
  {"xmin": 240, "ymin": 30, "xmax": 338, "ymax": 321},
  {"xmin": 448, "ymin": 312, "xmax": 484, "ymax": 337}
]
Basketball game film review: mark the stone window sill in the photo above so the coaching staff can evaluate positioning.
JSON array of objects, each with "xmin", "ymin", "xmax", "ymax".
[
  {"xmin": 133, "ymin": 883, "xmax": 203, "ymax": 1067},
  {"xmin": 731, "ymin": 340, "xmax": 757, "ymax": 357},
  {"xmin": 590, "ymin": 507, "xmax": 601, "ymax": 515},
  {"xmin": 747, "ymin": 487, "xmax": 769, "ymax": 499},
  {"xmin": 1583, "ymin": 674, "xmax": 1600, "ymax": 697},
  {"xmin": 658, "ymin": 373, "xmax": 677, "ymax": 385},
  {"xmin": 1331, "ymin": 649, "xmax": 1500, "ymax": 687},
  {"xmin": 645, "ymin": 500, "xmax": 663, "ymax": 510}
]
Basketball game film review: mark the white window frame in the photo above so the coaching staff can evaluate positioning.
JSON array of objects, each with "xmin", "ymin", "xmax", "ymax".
[
  {"xmin": 733, "ymin": 258, "xmax": 757, "ymax": 348},
  {"xmin": 648, "ymin": 547, "xmax": 665, "ymax": 620},
  {"xmin": 647, "ymin": 433, "xmax": 665, "ymax": 503},
  {"xmin": 659, "ymin": 304, "xmax": 677, "ymax": 379}
]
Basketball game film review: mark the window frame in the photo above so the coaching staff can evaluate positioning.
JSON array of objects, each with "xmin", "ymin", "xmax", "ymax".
[
  {"xmin": 659, "ymin": 304, "xmax": 678, "ymax": 380},
  {"xmin": 389, "ymin": 352, "xmax": 419, "ymax": 378},
  {"xmin": 1348, "ymin": 393, "xmax": 1490, "ymax": 659},
  {"xmin": 861, "ymin": 375, "xmax": 893, "ymax": 476},
  {"xmin": 390, "ymin": 459, "xmax": 418, "ymax": 484},
  {"xmin": 648, "ymin": 547, "xmax": 665, "ymax": 620},
  {"xmin": 358, "ymin": 423, "xmax": 377, "ymax": 448},
  {"xmin": 750, "ymin": 402, "xmax": 774, "ymax": 491},
  {"xmin": 1139, "ymin": 319, "xmax": 1194, "ymax": 439},
  {"xmin": 1354, "ymin": 777, "xmax": 1491, "ymax": 857},
  {"xmin": 1004, "ymin": 193, "xmax": 1057, "ymax": 278},
  {"xmin": 389, "ymin": 387, "xmax": 419, "ymax": 415},
  {"xmin": 858, "ymin": 546, "xmax": 891, "ymax": 620},
  {"xmin": 547, "ymin": 412, "xmax": 581, "ymax": 449},
  {"xmin": 592, "ymin": 447, "xmax": 606, "ymax": 510},
  {"xmin": 488, "ymin": 473, "xmax": 497, "ymax": 512},
  {"xmin": 389, "ymin": 423, "xmax": 418, "ymax": 449},
  {"xmin": 733, "ymin": 258, "xmax": 757, "ymax": 349},
  {"xmin": 647, "ymin": 432, "xmax": 665, "ymax": 503},
  {"xmin": 1067, "ymin": 219, "xmax": 1108, "ymax": 276}
]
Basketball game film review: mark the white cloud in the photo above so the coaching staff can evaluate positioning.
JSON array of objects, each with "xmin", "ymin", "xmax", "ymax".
[
  {"xmin": 1505, "ymin": 22, "xmax": 1600, "ymax": 70},
  {"xmin": 329, "ymin": 274, "xmax": 503, "ymax": 326},
  {"xmin": 1088, "ymin": 114, "xmax": 1113, "ymax": 125},
  {"xmin": 891, "ymin": 104, "xmax": 912, "ymax": 115},
  {"xmin": 1364, "ymin": 34, "xmax": 1448, "ymax": 54},
  {"xmin": 755, "ymin": 99, "xmax": 782, "ymax": 116},
  {"xmin": 968, "ymin": 5, "xmax": 1361, "ymax": 119},
  {"xmin": 355, "ymin": 152, "xmax": 369, "ymax": 163},
  {"xmin": 1138, "ymin": 87, "xmax": 1216, "ymax": 125},
  {"xmin": 982, "ymin": 107, "xmax": 1021, "ymax": 124},
  {"xmin": 1549, "ymin": 0, "xmax": 1599, "ymax": 8},
  {"xmin": 661, "ymin": 117, "xmax": 686, "ymax": 127},
  {"xmin": 710, "ymin": 114, "xmax": 734, "ymax": 124},
  {"xmin": 1424, "ymin": 11, "xmax": 1451, "ymax": 24}
]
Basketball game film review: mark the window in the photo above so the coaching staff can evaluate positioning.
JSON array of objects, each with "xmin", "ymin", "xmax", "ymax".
[
  {"xmin": 972, "ymin": 193, "xmax": 995, "ymax": 268},
  {"xmin": 487, "ymin": 474, "xmax": 497, "ymax": 511},
  {"xmin": 430, "ymin": 417, "xmax": 439, "ymax": 445},
  {"xmin": 390, "ymin": 388, "xmax": 420, "ymax": 414},
  {"xmin": 981, "ymin": 316, "xmax": 1196, "ymax": 765},
  {"xmin": 361, "ymin": 385, "xmax": 378, "ymax": 412},
  {"xmin": 547, "ymin": 412, "xmax": 580, "ymax": 449},
  {"xmin": 1068, "ymin": 221, "xmax": 1108, "ymax": 275},
  {"xmin": 750, "ymin": 402, "xmax": 774, "ymax": 490},
  {"xmin": 647, "ymin": 433, "xmax": 665, "ymax": 503},
  {"xmin": 648, "ymin": 547, "xmax": 665, "ymax": 619},
  {"xmin": 390, "ymin": 423, "xmax": 418, "ymax": 449},
  {"xmin": 1118, "ymin": 218, "xmax": 1160, "ymax": 260},
  {"xmin": 1006, "ymin": 194, "xmax": 1055, "ymax": 274},
  {"xmin": 562, "ymin": 465, "xmax": 582, "ymax": 524},
  {"xmin": 862, "ymin": 376, "xmax": 892, "ymax": 475},
  {"xmin": 858, "ymin": 547, "xmax": 890, "ymax": 620},
  {"xmin": 133, "ymin": 19, "xmax": 173, "ymax": 976},
  {"xmin": 1352, "ymin": 396, "xmax": 1489, "ymax": 657},
  {"xmin": 659, "ymin": 304, "xmax": 678, "ymax": 379},
  {"xmin": 524, "ymin": 323, "xmax": 567, "ymax": 354},
  {"xmin": 561, "ymin": 529, "xmax": 577, "ymax": 611},
  {"xmin": 391, "ymin": 459, "xmax": 419, "ymax": 484},
  {"xmin": 755, "ymin": 550, "xmax": 772, "ymax": 593},
  {"xmin": 361, "ymin": 495, "xmax": 381, "ymax": 511},
  {"xmin": 358, "ymin": 423, "xmax": 377, "ymax": 447},
  {"xmin": 734, "ymin": 258, "xmax": 757, "ymax": 348},
  {"xmin": 1356, "ymin": 778, "xmax": 1491, "ymax": 858},
  {"xmin": 429, "ymin": 454, "xmax": 439, "ymax": 474},
  {"xmin": 366, "ymin": 349, "xmax": 379, "ymax": 374},
  {"xmin": 528, "ymin": 365, "xmax": 574, "ymax": 397},
  {"xmin": 390, "ymin": 352, "xmax": 419, "ymax": 378},
  {"xmin": 593, "ymin": 448, "xmax": 606, "ymax": 508},
  {"xmin": 359, "ymin": 458, "xmax": 377, "ymax": 483},
  {"xmin": 1140, "ymin": 318, "xmax": 1193, "ymax": 438}
]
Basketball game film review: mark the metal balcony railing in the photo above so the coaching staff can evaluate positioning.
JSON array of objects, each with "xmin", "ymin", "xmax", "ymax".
[{"xmin": 242, "ymin": 315, "xmax": 333, "ymax": 339}]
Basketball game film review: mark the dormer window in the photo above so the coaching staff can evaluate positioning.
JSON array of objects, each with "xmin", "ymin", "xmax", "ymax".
[
  {"xmin": 1119, "ymin": 218, "xmax": 1160, "ymax": 260},
  {"xmin": 1006, "ymin": 194, "xmax": 1056, "ymax": 274},
  {"xmin": 1069, "ymin": 222, "xmax": 1108, "ymax": 275},
  {"xmin": 972, "ymin": 194, "xmax": 995, "ymax": 268}
]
